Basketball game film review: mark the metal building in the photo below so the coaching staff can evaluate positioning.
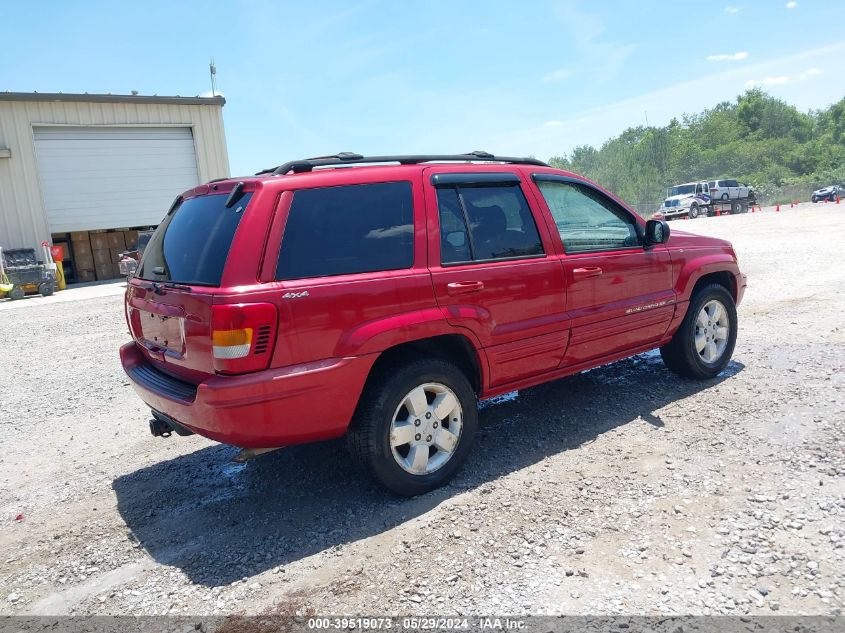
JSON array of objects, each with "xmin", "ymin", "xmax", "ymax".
[{"xmin": 0, "ymin": 92, "xmax": 229, "ymax": 280}]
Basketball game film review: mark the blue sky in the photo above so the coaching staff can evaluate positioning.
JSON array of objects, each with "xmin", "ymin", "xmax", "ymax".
[{"xmin": 1, "ymin": 0, "xmax": 843, "ymax": 176}]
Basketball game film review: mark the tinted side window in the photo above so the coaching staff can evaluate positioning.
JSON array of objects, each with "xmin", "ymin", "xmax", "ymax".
[
  {"xmin": 724, "ymin": 179, "xmax": 738, "ymax": 187},
  {"xmin": 437, "ymin": 187, "xmax": 472, "ymax": 264},
  {"xmin": 535, "ymin": 180, "xmax": 640, "ymax": 254},
  {"xmin": 276, "ymin": 182, "xmax": 413, "ymax": 280},
  {"xmin": 436, "ymin": 184, "xmax": 544, "ymax": 264}
]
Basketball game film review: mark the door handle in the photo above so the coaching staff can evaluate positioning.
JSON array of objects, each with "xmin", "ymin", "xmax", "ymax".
[
  {"xmin": 573, "ymin": 267, "xmax": 603, "ymax": 280},
  {"xmin": 446, "ymin": 280, "xmax": 484, "ymax": 295}
]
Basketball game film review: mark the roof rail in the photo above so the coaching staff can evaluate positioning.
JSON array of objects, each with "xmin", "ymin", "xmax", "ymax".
[{"xmin": 256, "ymin": 151, "xmax": 548, "ymax": 176}]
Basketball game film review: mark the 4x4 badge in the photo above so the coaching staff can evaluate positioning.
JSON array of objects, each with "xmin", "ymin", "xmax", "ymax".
[{"xmin": 282, "ymin": 291, "xmax": 310, "ymax": 299}]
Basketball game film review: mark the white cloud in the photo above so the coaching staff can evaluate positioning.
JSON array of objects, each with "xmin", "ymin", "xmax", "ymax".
[
  {"xmin": 199, "ymin": 90, "xmax": 225, "ymax": 98},
  {"xmin": 785, "ymin": 1, "xmax": 797, "ymax": 8},
  {"xmin": 746, "ymin": 66, "xmax": 823, "ymax": 87},
  {"xmin": 542, "ymin": 68, "xmax": 574, "ymax": 84},
  {"xmin": 707, "ymin": 51, "xmax": 749, "ymax": 62},
  {"xmin": 724, "ymin": 5, "xmax": 740, "ymax": 13},
  {"xmin": 543, "ymin": 120, "xmax": 562, "ymax": 127},
  {"xmin": 745, "ymin": 76, "xmax": 790, "ymax": 88}
]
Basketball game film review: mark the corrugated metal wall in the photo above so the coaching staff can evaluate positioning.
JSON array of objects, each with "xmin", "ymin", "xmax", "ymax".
[{"xmin": 0, "ymin": 99, "xmax": 229, "ymax": 250}]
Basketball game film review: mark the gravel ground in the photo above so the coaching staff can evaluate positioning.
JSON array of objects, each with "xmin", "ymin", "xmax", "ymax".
[{"xmin": 1, "ymin": 203, "xmax": 843, "ymax": 617}]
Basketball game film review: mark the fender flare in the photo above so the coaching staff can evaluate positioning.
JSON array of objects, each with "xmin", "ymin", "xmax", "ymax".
[{"xmin": 675, "ymin": 254, "xmax": 740, "ymax": 302}]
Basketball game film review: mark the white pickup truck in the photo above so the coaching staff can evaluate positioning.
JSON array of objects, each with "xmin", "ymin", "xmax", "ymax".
[{"xmin": 657, "ymin": 179, "xmax": 756, "ymax": 220}]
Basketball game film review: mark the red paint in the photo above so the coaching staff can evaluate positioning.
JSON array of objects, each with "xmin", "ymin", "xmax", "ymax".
[{"xmin": 121, "ymin": 162, "xmax": 745, "ymax": 449}]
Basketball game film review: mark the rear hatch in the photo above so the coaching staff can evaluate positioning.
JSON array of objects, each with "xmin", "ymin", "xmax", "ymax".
[{"xmin": 127, "ymin": 188, "xmax": 254, "ymax": 383}]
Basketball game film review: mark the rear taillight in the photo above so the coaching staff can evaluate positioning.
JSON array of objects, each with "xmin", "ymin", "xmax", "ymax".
[
  {"xmin": 711, "ymin": 188, "xmax": 718, "ymax": 193},
  {"xmin": 211, "ymin": 303, "xmax": 278, "ymax": 374}
]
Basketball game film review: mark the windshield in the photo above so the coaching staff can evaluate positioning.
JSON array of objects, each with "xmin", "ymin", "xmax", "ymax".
[
  {"xmin": 667, "ymin": 185, "xmax": 696, "ymax": 197},
  {"xmin": 135, "ymin": 192, "xmax": 252, "ymax": 285}
]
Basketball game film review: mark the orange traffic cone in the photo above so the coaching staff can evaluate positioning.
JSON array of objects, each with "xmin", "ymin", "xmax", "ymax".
[
  {"xmin": 776, "ymin": 203, "xmax": 780, "ymax": 212},
  {"xmin": 751, "ymin": 205, "xmax": 756, "ymax": 213},
  {"xmin": 837, "ymin": 195, "xmax": 841, "ymax": 204}
]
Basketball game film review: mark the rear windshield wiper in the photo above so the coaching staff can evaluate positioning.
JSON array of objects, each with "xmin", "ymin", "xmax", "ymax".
[{"xmin": 136, "ymin": 280, "xmax": 194, "ymax": 294}]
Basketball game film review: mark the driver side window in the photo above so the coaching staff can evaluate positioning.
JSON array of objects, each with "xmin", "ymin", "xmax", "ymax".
[{"xmin": 536, "ymin": 180, "xmax": 640, "ymax": 254}]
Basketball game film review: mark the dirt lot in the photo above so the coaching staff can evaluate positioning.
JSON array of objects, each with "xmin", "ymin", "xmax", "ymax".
[{"xmin": 1, "ymin": 203, "xmax": 843, "ymax": 617}]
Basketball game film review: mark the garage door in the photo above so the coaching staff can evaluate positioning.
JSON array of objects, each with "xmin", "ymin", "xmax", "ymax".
[{"xmin": 33, "ymin": 126, "xmax": 199, "ymax": 232}]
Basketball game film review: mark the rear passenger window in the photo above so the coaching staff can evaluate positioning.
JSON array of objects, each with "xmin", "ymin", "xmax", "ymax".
[
  {"xmin": 276, "ymin": 182, "xmax": 413, "ymax": 280},
  {"xmin": 436, "ymin": 184, "xmax": 544, "ymax": 264}
]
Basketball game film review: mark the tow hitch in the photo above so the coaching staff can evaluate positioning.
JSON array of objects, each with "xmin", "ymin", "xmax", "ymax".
[{"xmin": 149, "ymin": 411, "xmax": 194, "ymax": 438}]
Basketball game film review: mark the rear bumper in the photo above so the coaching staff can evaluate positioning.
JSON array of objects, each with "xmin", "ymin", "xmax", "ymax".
[{"xmin": 120, "ymin": 342, "xmax": 376, "ymax": 448}]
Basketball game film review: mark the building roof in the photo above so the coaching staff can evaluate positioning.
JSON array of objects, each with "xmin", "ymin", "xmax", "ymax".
[{"xmin": 0, "ymin": 92, "xmax": 225, "ymax": 106}]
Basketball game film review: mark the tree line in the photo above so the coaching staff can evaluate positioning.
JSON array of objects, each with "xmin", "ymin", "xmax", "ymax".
[{"xmin": 549, "ymin": 89, "xmax": 845, "ymax": 212}]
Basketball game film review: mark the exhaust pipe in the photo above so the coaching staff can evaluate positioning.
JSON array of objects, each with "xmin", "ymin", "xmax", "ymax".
[{"xmin": 149, "ymin": 417, "xmax": 172, "ymax": 438}]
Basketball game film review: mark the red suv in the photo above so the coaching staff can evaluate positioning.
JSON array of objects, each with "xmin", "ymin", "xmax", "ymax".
[{"xmin": 120, "ymin": 152, "xmax": 746, "ymax": 496}]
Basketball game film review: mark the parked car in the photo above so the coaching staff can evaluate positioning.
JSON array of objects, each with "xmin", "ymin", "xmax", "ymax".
[
  {"xmin": 708, "ymin": 179, "xmax": 754, "ymax": 201},
  {"xmin": 120, "ymin": 152, "xmax": 746, "ymax": 496},
  {"xmin": 811, "ymin": 185, "xmax": 843, "ymax": 203}
]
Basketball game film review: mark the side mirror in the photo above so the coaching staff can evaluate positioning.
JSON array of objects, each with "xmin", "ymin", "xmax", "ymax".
[{"xmin": 645, "ymin": 219, "xmax": 670, "ymax": 245}]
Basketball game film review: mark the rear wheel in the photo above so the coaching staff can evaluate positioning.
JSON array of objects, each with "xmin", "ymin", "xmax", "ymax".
[
  {"xmin": 38, "ymin": 282, "xmax": 54, "ymax": 297},
  {"xmin": 347, "ymin": 358, "xmax": 477, "ymax": 496},
  {"xmin": 660, "ymin": 284, "xmax": 737, "ymax": 379}
]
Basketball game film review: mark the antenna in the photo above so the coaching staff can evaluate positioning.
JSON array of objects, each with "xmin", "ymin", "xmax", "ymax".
[{"xmin": 209, "ymin": 58, "xmax": 217, "ymax": 97}]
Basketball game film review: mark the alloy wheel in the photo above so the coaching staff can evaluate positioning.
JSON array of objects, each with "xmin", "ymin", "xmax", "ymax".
[
  {"xmin": 389, "ymin": 382, "xmax": 463, "ymax": 475},
  {"xmin": 695, "ymin": 299, "xmax": 730, "ymax": 363}
]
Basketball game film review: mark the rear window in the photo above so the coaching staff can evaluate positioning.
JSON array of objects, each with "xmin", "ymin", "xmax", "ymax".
[
  {"xmin": 136, "ymin": 192, "xmax": 251, "ymax": 285},
  {"xmin": 276, "ymin": 182, "xmax": 413, "ymax": 280}
]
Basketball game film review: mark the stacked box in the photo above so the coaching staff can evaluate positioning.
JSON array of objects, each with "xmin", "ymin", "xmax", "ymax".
[
  {"xmin": 107, "ymin": 232, "xmax": 126, "ymax": 251},
  {"xmin": 69, "ymin": 231, "xmax": 95, "ymax": 282},
  {"xmin": 89, "ymin": 233, "xmax": 109, "ymax": 251},
  {"xmin": 124, "ymin": 230, "xmax": 139, "ymax": 249}
]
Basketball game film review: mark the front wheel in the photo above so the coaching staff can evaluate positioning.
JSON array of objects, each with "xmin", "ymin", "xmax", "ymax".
[
  {"xmin": 660, "ymin": 284, "xmax": 738, "ymax": 379},
  {"xmin": 689, "ymin": 204, "xmax": 699, "ymax": 219},
  {"xmin": 347, "ymin": 358, "xmax": 478, "ymax": 496},
  {"xmin": 812, "ymin": 196, "xmax": 818, "ymax": 203}
]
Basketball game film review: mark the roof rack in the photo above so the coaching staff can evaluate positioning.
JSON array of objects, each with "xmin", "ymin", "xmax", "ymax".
[{"xmin": 256, "ymin": 151, "xmax": 548, "ymax": 176}]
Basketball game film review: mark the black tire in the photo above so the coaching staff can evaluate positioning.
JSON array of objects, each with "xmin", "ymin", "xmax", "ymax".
[
  {"xmin": 721, "ymin": 193, "xmax": 730, "ymax": 201},
  {"xmin": 8, "ymin": 286, "xmax": 25, "ymax": 301},
  {"xmin": 689, "ymin": 204, "xmax": 699, "ymax": 219},
  {"xmin": 812, "ymin": 197, "xmax": 818, "ymax": 203},
  {"xmin": 347, "ymin": 357, "xmax": 478, "ymax": 496},
  {"xmin": 660, "ymin": 284, "xmax": 738, "ymax": 380},
  {"xmin": 38, "ymin": 282, "xmax": 54, "ymax": 297}
]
